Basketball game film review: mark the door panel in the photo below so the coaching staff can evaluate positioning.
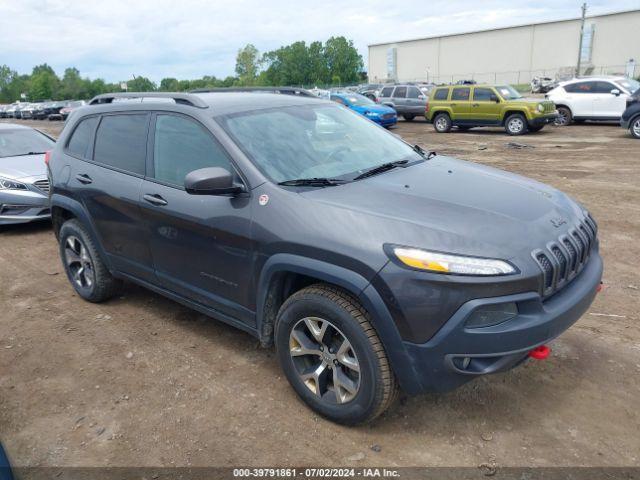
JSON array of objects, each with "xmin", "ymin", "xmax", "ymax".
[
  {"xmin": 450, "ymin": 87, "xmax": 472, "ymax": 121},
  {"xmin": 470, "ymin": 87, "xmax": 501, "ymax": 124}
]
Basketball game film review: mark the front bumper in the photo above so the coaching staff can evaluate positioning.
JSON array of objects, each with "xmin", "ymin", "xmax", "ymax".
[
  {"xmin": 0, "ymin": 184, "xmax": 50, "ymax": 225},
  {"xmin": 529, "ymin": 113, "xmax": 558, "ymax": 126},
  {"xmin": 396, "ymin": 251, "xmax": 602, "ymax": 393}
]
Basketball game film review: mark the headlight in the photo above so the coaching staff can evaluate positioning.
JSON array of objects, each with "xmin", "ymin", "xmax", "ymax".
[
  {"xmin": 537, "ymin": 103, "xmax": 544, "ymax": 112},
  {"xmin": 389, "ymin": 246, "xmax": 516, "ymax": 276},
  {"xmin": 0, "ymin": 177, "xmax": 27, "ymax": 190}
]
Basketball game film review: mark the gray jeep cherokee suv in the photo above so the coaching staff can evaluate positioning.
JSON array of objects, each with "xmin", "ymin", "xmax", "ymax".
[{"xmin": 48, "ymin": 92, "xmax": 603, "ymax": 425}]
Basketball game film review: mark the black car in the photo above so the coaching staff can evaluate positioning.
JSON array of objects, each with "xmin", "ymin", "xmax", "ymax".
[
  {"xmin": 48, "ymin": 92, "xmax": 603, "ymax": 425},
  {"xmin": 620, "ymin": 88, "xmax": 640, "ymax": 138}
]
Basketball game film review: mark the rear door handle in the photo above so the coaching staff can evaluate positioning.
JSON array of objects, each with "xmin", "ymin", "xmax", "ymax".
[
  {"xmin": 75, "ymin": 173, "xmax": 92, "ymax": 184},
  {"xmin": 143, "ymin": 193, "xmax": 168, "ymax": 206}
]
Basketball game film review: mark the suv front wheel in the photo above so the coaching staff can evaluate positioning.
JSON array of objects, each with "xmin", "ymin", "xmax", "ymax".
[
  {"xmin": 505, "ymin": 113, "xmax": 528, "ymax": 135},
  {"xmin": 59, "ymin": 219, "xmax": 121, "ymax": 302},
  {"xmin": 433, "ymin": 113, "xmax": 452, "ymax": 133},
  {"xmin": 275, "ymin": 284, "xmax": 397, "ymax": 425}
]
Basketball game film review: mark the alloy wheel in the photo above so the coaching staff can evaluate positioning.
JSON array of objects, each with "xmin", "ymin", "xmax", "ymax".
[
  {"xmin": 508, "ymin": 117, "xmax": 525, "ymax": 134},
  {"xmin": 435, "ymin": 117, "xmax": 448, "ymax": 131},
  {"xmin": 64, "ymin": 236, "xmax": 94, "ymax": 289},
  {"xmin": 555, "ymin": 111, "xmax": 568, "ymax": 126},
  {"xmin": 633, "ymin": 119, "xmax": 640, "ymax": 138},
  {"xmin": 289, "ymin": 317, "xmax": 361, "ymax": 404}
]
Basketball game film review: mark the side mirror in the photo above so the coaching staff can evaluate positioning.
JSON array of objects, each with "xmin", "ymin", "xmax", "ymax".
[
  {"xmin": 184, "ymin": 167, "xmax": 245, "ymax": 195},
  {"xmin": 490, "ymin": 94, "xmax": 499, "ymax": 103},
  {"xmin": 611, "ymin": 88, "xmax": 621, "ymax": 96}
]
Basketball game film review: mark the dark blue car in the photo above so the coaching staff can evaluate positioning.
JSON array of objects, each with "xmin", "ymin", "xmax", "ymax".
[{"xmin": 330, "ymin": 92, "xmax": 397, "ymax": 127}]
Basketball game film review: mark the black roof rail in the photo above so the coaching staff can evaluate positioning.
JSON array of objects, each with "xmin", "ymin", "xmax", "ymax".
[
  {"xmin": 189, "ymin": 86, "xmax": 316, "ymax": 97},
  {"xmin": 88, "ymin": 92, "xmax": 209, "ymax": 108}
]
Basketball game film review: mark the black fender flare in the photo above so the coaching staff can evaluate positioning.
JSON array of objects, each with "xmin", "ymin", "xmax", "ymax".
[
  {"xmin": 50, "ymin": 194, "xmax": 113, "ymax": 271},
  {"xmin": 256, "ymin": 253, "xmax": 421, "ymax": 394}
]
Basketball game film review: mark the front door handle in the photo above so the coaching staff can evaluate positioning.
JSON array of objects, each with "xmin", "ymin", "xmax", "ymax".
[
  {"xmin": 143, "ymin": 194, "xmax": 168, "ymax": 206},
  {"xmin": 75, "ymin": 173, "xmax": 92, "ymax": 184}
]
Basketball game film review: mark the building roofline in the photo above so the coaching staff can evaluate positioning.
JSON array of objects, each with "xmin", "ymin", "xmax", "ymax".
[{"xmin": 367, "ymin": 8, "xmax": 640, "ymax": 48}]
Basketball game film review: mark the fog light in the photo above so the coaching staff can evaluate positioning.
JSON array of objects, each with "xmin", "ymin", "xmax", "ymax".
[{"xmin": 465, "ymin": 302, "xmax": 518, "ymax": 328}]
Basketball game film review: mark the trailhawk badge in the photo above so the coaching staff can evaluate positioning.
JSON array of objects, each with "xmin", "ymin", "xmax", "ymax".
[{"xmin": 258, "ymin": 194, "xmax": 269, "ymax": 206}]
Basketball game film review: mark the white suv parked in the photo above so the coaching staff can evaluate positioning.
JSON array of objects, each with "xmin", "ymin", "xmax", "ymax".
[{"xmin": 546, "ymin": 76, "xmax": 640, "ymax": 125}]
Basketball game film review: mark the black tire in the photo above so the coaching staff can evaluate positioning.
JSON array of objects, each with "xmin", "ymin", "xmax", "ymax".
[
  {"xmin": 555, "ymin": 106, "xmax": 572, "ymax": 126},
  {"xmin": 59, "ymin": 219, "xmax": 121, "ymax": 302},
  {"xmin": 528, "ymin": 125, "xmax": 544, "ymax": 133},
  {"xmin": 504, "ymin": 113, "xmax": 528, "ymax": 135},
  {"xmin": 275, "ymin": 284, "xmax": 398, "ymax": 425},
  {"xmin": 433, "ymin": 112, "xmax": 452, "ymax": 133},
  {"xmin": 403, "ymin": 114, "xmax": 415, "ymax": 121},
  {"xmin": 630, "ymin": 116, "xmax": 640, "ymax": 139}
]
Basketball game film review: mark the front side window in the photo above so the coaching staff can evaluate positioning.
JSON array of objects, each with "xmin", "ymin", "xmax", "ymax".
[
  {"xmin": 564, "ymin": 81, "xmax": 597, "ymax": 93},
  {"xmin": 152, "ymin": 114, "xmax": 232, "ymax": 186},
  {"xmin": 93, "ymin": 114, "xmax": 148, "ymax": 175},
  {"xmin": 451, "ymin": 88, "xmax": 470, "ymax": 100},
  {"xmin": 407, "ymin": 87, "xmax": 422, "ymax": 99},
  {"xmin": 473, "ymin": 88, "xmax": 494, "ymax": 101},
  {"xmin": 67, "ymin": 116, "xmax": 99, "ymax": 159},
  {"xmin": 219, "ymin": 104, "xmax": 422, "ymax": 184}
]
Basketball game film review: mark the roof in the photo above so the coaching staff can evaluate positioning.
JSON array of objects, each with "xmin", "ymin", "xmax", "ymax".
[
  {"xmin": 194, "ymin": 92, "xmax": 324, "ymax": 116},
  {"xmin": 368, "ymin": 8, "xmax": 640, "ymax": 47}
]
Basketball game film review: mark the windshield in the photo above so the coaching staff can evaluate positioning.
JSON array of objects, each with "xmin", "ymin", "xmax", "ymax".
[
  {"xmin": 343, "ymin": 93, "xmax": 376, "ymax": 107},
  {"xmin": 219, "ymin": 103, "xmax": 422, "ymax": 183},
  {"xmin": 495, "ymin": 85, "xmax": 523, "ymax": 100},
  {"xmin": 0, "ymin": 129, "xmax": 54, "ymax": 158},
  {"xmin": 616, "ymin": 78, "xmax": 640, "ymax": 93}
]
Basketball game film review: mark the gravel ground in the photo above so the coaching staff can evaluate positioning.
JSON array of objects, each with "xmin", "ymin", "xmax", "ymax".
[{"xmin": 1, "ymin": 117, "xmax": 639, "ymax": 469}]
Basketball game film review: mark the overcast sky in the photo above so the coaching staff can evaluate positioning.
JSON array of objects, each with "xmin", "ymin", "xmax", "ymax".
[{"xmin": 1, "ymin": 0, "xmax": 638, "ymax": 82}]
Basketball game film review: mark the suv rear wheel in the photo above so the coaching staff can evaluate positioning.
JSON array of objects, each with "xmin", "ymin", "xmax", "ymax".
[
  {"xmin": 433, "ymin": 113, "xmax": 452, "ymax": 133},
  {"xmin": 275, "ymin": 284, "xmax": 397, "ymax": 425},
  {"xmin": 505, "ymin": 113, "xmax": 528, "ymax": 135},
  {"xmin": 403, "ymin": 114, "xmax": 415, "ymax": 121},
  {"xmin": 59, "ymin": 219, "xmax": 121, "ymax": 302},
  {"xmin": 630, "ymin": 117, "xmax": 640, "ymax": 139}
]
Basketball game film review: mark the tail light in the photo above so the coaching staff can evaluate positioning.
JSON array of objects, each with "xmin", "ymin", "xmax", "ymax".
[
  {"xmin": 44, "ymin": 150, "xmax": 52, "ymax": 165},
  {"xmin": 425, "ymin": 102, "xmax": 430, "ymax": 113}
]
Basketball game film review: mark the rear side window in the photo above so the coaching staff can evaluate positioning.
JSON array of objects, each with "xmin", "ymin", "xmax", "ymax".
[
  {"xmin": 393, "ymin": 86, "xmax": 407, "ymax": 98},
  {"xmin": 66, "ymin": 116, "xmax": 98, "ymax": 159},
  {"xmin": 433, "ymin": 89, "xmax": 449, "ymax": 100},
  {"xmin": 93, "ymin": 114, "xmax": 148, "ymax": 175},
  {"xmin": 380, "ymin": 87, "xmax": 394, "ymax": 97},
  {"xmin": 473, "ymin": 88, "xmax": 494, "ymax": 101},
  {"xmin": 152, "ymin": 114, "xmax": 232, "ymax": 187},
  {"xmin": 451, "ymin": 88, "xmax": 471, "ymax": 100}
]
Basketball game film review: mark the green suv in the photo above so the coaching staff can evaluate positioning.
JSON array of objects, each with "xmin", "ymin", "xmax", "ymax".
[{"xmin": 426, "ymin": 84, "xmax": 557, "ymax": 135}]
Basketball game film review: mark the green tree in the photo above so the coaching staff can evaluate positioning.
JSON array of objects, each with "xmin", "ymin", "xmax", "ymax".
[
  {"xmin": 59, "ymin": 67, "xmax": 85, "ymax": 99},
  {"xmin": 127, "ymin": 76, "xmax": 156, "ymax": 92},
  {"xmin": 235, "ymin": 44, "xmax": 261, "ymax": 86},
  {"xmin": 324, "ymin": 36, "xmax": 363, "ymax": 85},
  {"xmin": 29, "ymin": 69, "xmax": 60, "ymax": 101},
  {"xmin": 159, "ymin": 77, "xmax": 180, "ymax": 91}
]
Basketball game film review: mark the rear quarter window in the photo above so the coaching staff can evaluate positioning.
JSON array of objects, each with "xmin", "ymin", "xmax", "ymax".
[
  {"xmin": 66, "ymin": 116, "xmax": 99, "ymax": 159},
  {"xmin": 432, "ymin": 88, "xmax": 449, "ymax": 101},
  {"xmin": 93, "ymin": 114, "xmax": 148, "ymax": 175}
]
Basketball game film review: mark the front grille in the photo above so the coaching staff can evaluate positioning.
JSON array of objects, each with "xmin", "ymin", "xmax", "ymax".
[
  {"xmin": 33, "ymin": 179, "xmax": 50, "ymax": 194},
  {"xmin": 381, "ymin": 113, "xmax": 396, "ymax": 119},
  {"xmin": 542, "ymin": 101, "xmax": 555, "ymax": 113},
  {"xmin": 533, "ymin": 216, "xmax": 598, "ymax": 298}
]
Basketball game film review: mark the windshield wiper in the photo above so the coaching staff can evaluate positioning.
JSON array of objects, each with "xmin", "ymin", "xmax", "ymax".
[
  {"xmin": 278, "ymin": 177, "xmax": 347, "ymax": 187},
  {"xmin": 353, "ymin": 159, "xmax": 409, "ymax": 181},
  {"xmin": 9, "ymin": 152, "xmax": 47, "ymax": 157}
]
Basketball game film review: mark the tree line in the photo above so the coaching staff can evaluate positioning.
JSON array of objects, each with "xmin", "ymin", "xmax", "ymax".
[{"xmin": 0, "ymin": 36, "xmax": 363, "ymax": 103}]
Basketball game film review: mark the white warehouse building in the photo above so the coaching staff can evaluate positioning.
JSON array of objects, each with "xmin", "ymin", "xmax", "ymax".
[{"xmin": 368, "ymin": 8, "xmax": 640, "ymax": 85}]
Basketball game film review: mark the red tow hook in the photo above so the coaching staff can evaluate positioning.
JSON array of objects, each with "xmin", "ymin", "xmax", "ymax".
[
  {"xmin": 596, "ymin": 282, "xmax": 604, "ymax": 293},
  {"xmin": 529, "ymin": 345, "xmax": 551, "ymax": 360}
]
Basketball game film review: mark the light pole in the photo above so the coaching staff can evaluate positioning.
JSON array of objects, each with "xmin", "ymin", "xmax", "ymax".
[{"xmin": 576, "ymin": 3, "xmax": 587, "ymax": 77}]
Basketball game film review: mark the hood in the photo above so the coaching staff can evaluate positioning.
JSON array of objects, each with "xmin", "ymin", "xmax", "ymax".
[
  {"xmin": 351, "ymin": 104, "xmax": 395, "ymax": 115},
  {"xmin": 301, "ymin": 156, "xmax": 584, "ymax": 260},
  {"xmin": 0, "ymin": 154, "xmax": 47, "ymax": 180}
]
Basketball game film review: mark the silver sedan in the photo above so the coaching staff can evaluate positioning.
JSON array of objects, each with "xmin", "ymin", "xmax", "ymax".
[{"xmin": 0, "ymin": 123, "xmax": 55, "ymax": 225}]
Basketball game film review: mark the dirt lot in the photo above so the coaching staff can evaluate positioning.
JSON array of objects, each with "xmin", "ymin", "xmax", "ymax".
[{"xmin": 1, "ymin": 118, "xmax": 639, "ymax": 469}]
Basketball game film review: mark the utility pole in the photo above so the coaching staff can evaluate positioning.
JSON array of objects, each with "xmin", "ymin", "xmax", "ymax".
[{"xmin": 576, "ymin": 3, "xmax": 587, "ymax": 77}]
